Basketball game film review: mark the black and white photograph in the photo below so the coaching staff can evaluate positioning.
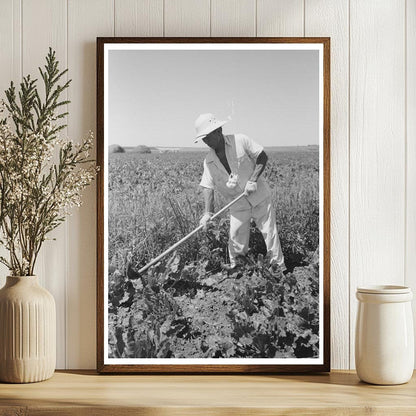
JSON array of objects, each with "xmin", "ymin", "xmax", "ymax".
[{"xmin": 98, "ymin": 39, "xmax": 330, "ymax": 372}]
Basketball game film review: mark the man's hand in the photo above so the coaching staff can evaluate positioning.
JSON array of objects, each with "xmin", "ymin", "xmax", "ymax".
[
  {"xmin": 199, "ymin": 212, "xmax": 213, "ymax": 230},
  {"xmin": 244, "ymin": 181, "xmax": 257, "ymax": 196}
]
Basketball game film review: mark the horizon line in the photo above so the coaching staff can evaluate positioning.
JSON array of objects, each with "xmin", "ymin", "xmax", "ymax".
[{"xmin": 110, "ymin": 144, "xmax": 319, "ymax": 149}]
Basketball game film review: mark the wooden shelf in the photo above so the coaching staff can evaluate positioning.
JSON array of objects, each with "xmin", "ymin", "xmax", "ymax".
[{"xmin": 0, "ymin": 370, "xmax": 415, "ymax": 415}]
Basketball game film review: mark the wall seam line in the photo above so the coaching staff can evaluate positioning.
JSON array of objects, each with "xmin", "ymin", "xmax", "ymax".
[
  {"xmin": 65, "ymin": 0, "xmax": 69, "ymax": 370},
  {"xmin": 348, "ymin": 0, "xmax": 351, "ymax": 370},
  {"xmin": 20, "ymin": 0, "xmax": 23, "ymax": 80},
  {"xmin": 404, "ymin": 0, "xmax": 407, "ymax": 287}
]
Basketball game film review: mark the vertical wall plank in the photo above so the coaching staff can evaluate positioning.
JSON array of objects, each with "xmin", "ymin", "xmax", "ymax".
[
  {"xmin": 0, "ymin": 0, "xmax": 21, "ymax": 98},
  {"xmin": 0, "ymin": 0, "xmax": 21, "ymax": 287},
  {"xmin": 406, "ymin": 0, "xmax": 416, "ymax": 365},
  {"xmin": 165, "ymin": 0, "xmax": 210, "ymax": 36},
  {"xmin": 115, "ymin": 0, "xmax": 163, "ymax": 37},
  {"xmin": 257, "ymin": 0, "xmax": 303, "ymax": 36},
  {"xmin": 22, "ymin": 0, "xmax": 67, "ymax": 369},
  {"xmin": 350, "ymin": 0, "xmax": 406, "ymax": 369},
  {"xmin": 211, "ymin": 0, "xmax": 256, "ymax": 37},
  {"xmin": 0, "ymin": 0, "xmax": 13, "ymax": 103},
  {"xmin": 67, "ymin": 0, "xmax": 113, "ymax": 369},
  {"xmin": 306, "ymin": 0, "xmax": 350, "ymax": 370}
]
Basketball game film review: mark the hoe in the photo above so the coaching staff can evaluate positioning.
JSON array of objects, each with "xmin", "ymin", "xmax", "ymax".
[{"xmin": 138, "ymin": 192, "xmax": 246, "ymax": 274}]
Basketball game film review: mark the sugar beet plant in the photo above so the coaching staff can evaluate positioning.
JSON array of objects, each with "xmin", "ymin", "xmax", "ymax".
[
  {"xmin": 108, "ymin": 242, "xmax": 320, "ymax": 359},
  {"xmin": 0, "ymin": 48, "xmax": 96, "ymax": 276}
]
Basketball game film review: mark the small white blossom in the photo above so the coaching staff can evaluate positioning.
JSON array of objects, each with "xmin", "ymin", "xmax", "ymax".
[{"xmin": 0, "ymin": 117, "xmax": 96, "ymax": 275}]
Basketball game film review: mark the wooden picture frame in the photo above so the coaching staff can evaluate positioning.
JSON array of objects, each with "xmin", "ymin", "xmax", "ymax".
[{"xmin": 97, "ymin": 37, "xmax": 330, "ymax": 373}]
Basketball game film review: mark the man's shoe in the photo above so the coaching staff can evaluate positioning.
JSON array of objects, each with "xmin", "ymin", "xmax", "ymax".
[
  {"xmin": 269, "ymin": 261, "xmax": 287, "ymax": 275},
  {"xmin": 221, "ymin": 263, "xmax": 240, "ymax": 272},
  {"xmin": 222, "ymin": 255, "xmax": 246, "ymax": 272}
]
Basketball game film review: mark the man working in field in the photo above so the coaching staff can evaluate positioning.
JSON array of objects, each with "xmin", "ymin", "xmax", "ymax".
[{"xmin": 195, "ymin": 113, "xmax": 286, "ymax": 273}]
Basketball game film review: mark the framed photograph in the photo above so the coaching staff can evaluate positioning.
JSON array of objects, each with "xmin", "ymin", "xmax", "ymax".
[{"xmin": 97, "ymin": 37, "xmax": 330, "ymax": 373}]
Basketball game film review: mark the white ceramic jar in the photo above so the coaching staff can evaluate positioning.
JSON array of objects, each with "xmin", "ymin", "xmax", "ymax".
[{"xmin": 355, "ymin": 285, "xmax": 414, "ymax": 385}]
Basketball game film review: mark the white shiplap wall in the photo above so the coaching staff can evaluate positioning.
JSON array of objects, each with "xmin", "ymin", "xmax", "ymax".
[{"xmin": 0, "ymin": 0, "xmax": 414, "ymax": 370}]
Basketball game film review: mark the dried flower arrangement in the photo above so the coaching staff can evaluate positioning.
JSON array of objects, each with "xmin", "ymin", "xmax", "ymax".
[{"xmin": 0, "ymin": 48, "xmax": 97, "ymax": 276}]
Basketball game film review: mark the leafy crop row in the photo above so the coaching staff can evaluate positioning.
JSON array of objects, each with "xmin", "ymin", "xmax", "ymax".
[
  {"xmin": 109, "ymin": 250, "xmax": 319, "ymax": 358},
  {"xmin": 108, "ymin": 150, "xmax": 320, "ymax": 358}
]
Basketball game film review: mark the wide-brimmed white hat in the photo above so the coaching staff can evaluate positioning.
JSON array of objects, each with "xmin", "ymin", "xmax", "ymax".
[{"xmin": 194, "ymin": 113, "xmax": 228, "ymax": 143}]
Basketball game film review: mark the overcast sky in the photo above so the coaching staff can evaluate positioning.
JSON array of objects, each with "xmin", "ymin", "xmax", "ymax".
[{"xmin": 108, "ymin": 49, "xmax": 319, "ymax": 148}]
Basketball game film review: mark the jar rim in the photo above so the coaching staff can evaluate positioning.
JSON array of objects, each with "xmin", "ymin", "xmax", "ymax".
[{"xmin": 357, "ymin": 285, "xmax": 411, "ymax": 294}]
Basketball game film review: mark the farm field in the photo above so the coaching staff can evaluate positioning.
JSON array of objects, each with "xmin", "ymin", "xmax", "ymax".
[{"xmin": 107, "ymin": 149, "xmax": 320, "ymax": 359}]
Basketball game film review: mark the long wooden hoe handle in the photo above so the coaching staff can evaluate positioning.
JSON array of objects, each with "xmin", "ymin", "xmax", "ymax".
[{"xmin": 137, "ymin": 193, "xmax": 246, "ymax": 274}]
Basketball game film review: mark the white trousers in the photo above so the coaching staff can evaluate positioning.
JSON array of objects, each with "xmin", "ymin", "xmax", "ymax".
[{"xmin": 229, "ymin": 197, "xmax": 285, "ymax": 267}]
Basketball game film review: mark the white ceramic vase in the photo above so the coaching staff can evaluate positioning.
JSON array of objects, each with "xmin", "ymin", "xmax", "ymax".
[
  {"xmin": 355, "ymin": 285, "xmax": 414, "ymax": 385},
  {"xmin": 0, "ymin": 276, "xmax": 56, "ymax": 383}
]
